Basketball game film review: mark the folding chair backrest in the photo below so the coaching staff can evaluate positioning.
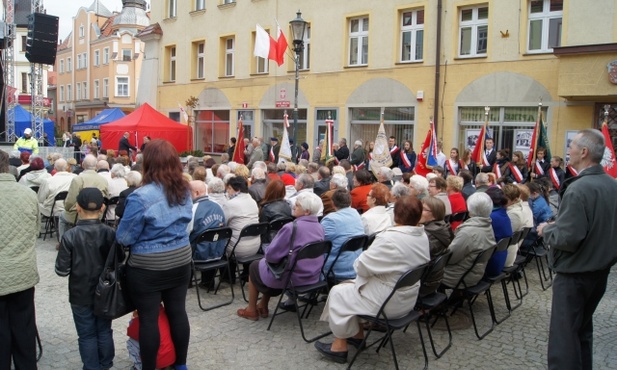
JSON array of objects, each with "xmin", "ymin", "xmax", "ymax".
[
  {"xmin": 423, "ymin": 249, "xmax": 453, "ymax": 282},
  {"xmin": 376, "ymin": 263, "xmax": 429, "ymax": 319},
  {"xmin": 285, "ymin": 240, "xmax": 333, "ymax": 285},
  {"xmin": 509, "ymin": 230, "xmax": 523, "ymax": 246},
  {"xmin": 520, "ymin": 227, "xmax": 532, "ymax": 241},
  {"xmin": 495, "ymin": 237, "xmax": 511, "ymax": 253},
  {"xmin": 194, "ymin": 227, "xmax": 233, "ymax": 261},
  {"xmin": 365, "ymin": 232, "xmax": 379, "ymax": 250},
  {"xmin": 107, "ymin": 196, "xmax": 120, "ymax": 206},
  {"xmin": 239, "ymin": 222, "xmax": 269, "ymax": 239},
  {"xmin": 454, "ymin": 244, "xmax": 497, "ymax": 289},
  {"xmin": 450, "ymin": 211, "xmax": 468, "ymax": 223},
  {"xmin": 49, "ymin": 191, "xmax": 69, "ymax": 216},
  {"xmin": 269, "ymin": 218, "xmax": 293, "ymax": 233},
  {"xmin": 326, "ymin": 234, "xmax": 367, "ymax": 280}
]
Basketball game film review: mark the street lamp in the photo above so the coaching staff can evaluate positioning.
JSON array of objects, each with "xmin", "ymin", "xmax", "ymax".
[{"xmin": 289, "ymin": 10, "xmax": 307, "ymax": 161}]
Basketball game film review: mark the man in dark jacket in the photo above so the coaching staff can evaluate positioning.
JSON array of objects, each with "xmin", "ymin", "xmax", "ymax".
[
  {"xmin": 350, "ymin": 140, "xmax": 365, "ymax": 168},
  {"xmin": 119, "ymin": 132, "xmax": 137, "ymax": 154},
  {"xmin": 333, "ymin": 138, "xmax": 350, "ymax": 162},
  {"xmin": 539, "ymin": 129, "xmax": 617, "ymax": 370}
]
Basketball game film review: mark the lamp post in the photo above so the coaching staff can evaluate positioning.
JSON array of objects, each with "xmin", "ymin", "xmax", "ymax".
[{"xmin": 290, "ymin": 10, "xmax": 307, "ymax": 162}]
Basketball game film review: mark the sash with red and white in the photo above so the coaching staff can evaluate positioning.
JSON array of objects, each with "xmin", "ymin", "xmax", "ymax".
[
  {"xmin": 507, "ymin": 163, "xmax": 524, "ymax": 183},
  {"xmin": 445, "ymin": 159, "xmax": 458, "ymax": 175},
  {"xmin": 400, "ymin": 150, "xmax": 412, "ymax": 169},
  {"xmin": 534, "ymin": 160, "xmax": 545, "ymax": 176},
  {"xmin": 459, "ymin": 160, "xmax": 468, "ymax": 171},
  {"xmin": 269, "ymin": 147, "xmax": 275, "ymax": 162},
  {"xmin": 549, "ymin": 168, "xmax": 560, "ymax": 190},
  {"xmin": 390, "ymin": 145, "xmax": 400, "ymax": 156},
  {"xmin": 566, "ymin": 164, "xmax": 578, "ymax": 177},
  {"xmin": 482, "ymin": 150, "xmax": 491, "ymax": 167},
  {"xmin": 493, "ymin": 163, "xmax": 502, "ymax": 179},
  {"xmin": 354, "ymin": 161, "xmax": 366, "ymax": 171}
]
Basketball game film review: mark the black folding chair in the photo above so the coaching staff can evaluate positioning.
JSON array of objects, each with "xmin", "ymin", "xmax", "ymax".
[
  {"xmin": 102, "ymin": 196, "xmax": 120, "ymax": 227},
  {"xmin": 326, "ymin": 234, "xmax": 368, "ymax": 288},
  {"xmin": 348, "ymin": 263, "xmax": 430, "ymax": 370},
  {"xmin": 482, "ymin": 237, "xmax": 512, "ymax": 324},
  {"xmin": 192, "ymin": 227, "xmax": 234, "ymax": 311},
  {"xmin": 267, "ymin": 240, "xmax": 332, "ymax": 343},
  {"xmin": 445, "ymin": 244, "xmax": 498, "ymax": 340},
  {"xmin": 265, "ymin": 217, "xmax": 293, "ymax": 244},
  {"xmin": 501, "ymin": 230, "xmax": 524, "ymax": 310},
  {"xmin": 228, "ymin": 222, "xmax": 269, "ymax": 301},
  {"xmin": 30, "ymin": 186, "xmax": 40, "ymax": 193},
  {"xmin": 364, "ymin": 232, "xmax": 379, "ymax": 250},
  {"xmin": 41, "ymin": 191, "xmax": 68, "ymax": 241}
]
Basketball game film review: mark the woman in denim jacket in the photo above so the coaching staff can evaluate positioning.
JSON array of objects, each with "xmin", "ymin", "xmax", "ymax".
[{"xmin": 117, "ymin": 139, "xmax": 193, "ymax": 370}]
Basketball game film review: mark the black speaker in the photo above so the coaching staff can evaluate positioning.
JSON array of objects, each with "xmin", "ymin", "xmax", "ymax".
[{"xmin": 26, "ymin": 13, "xmax": 59, "ymax": 65}]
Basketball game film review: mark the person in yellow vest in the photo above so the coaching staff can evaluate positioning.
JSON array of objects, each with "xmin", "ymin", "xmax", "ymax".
[{"xmin": 13, "ymin": 128, "xmax": 39, "ymax": 155}]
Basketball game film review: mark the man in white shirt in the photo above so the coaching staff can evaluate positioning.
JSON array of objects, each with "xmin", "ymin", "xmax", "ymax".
[{"xmin": 38, "ymin": 158, "xmax": 76, "ymax": 217}]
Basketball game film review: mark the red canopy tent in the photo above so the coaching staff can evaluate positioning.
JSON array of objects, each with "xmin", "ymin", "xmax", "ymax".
[{"xmin": 100, "ymin": 103, "xmax": 192, "ymax": 153}]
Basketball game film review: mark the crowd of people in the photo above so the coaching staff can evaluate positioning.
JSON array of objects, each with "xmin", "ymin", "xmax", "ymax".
[{"xmin": 1, "ymin": 129, "xmax": 615, "ymax": 370}]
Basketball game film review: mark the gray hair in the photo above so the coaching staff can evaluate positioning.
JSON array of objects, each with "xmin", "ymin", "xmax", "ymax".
[
  {"xmin": 332, "ymin": 165, "xmax": 345, "ymax": 176},
  {"xmin": 253, "ymin": 161, "xmax": 267, "ymax": 171},
  {"xmin": 54, "ymin": 158, "xmax": 69, "ymax": 172},
  {"xmin": 354, "ymin": 140, "xmax": 363, "ymax": 146},
  {"xmin": 307, "ymin": 162, "xmax": 319, "ymax": 173},
  {"xmin": 220, "ymin": 153, "xmax": 230, "ymax": 162},
  {"xmin": 207, "ymin": 177, "xmax": 225, "ymax": 193},
  {"xmin": 475, "ymin": 172, "xmax": 489, "ymax": 186},
  {"xmin": 217, "ymin": 164, "xmax": 230, "ymax": 178},
  {"xmin": 574, "ymin": 129, "xmax": 605, "ymax": 164},
  {"xmin": 277, "ymin": 162, "xmax": 286, "ymax": 171},
  {"xmin": 409, "ymin": 175, "xmax": 429, "ymax": 197},
  {"xmin": 251, "ymin": 167, "xmax": 266, "ymax": 180},
  {"xmin": 110, "ymin": 163, "xmax": 127, "ymax": 178},
  {"xmin": 125, "ymin": 171, "xmax": 142, "ymax": 187},
  {"xmin": 296, "ymin": 173, "xmax": 315, "ymax": 189},
  {"xmin": 294, "ymin": 192, "xmax": 322, "ymax": 216},
  {"xmin": 467, "ymin": 192, "xmax": 493, "ymax": 218},
  {"xmin": 379, "ymin": 167, "xmax": 393, "ymax": 181},
  {"xmin": 223, "ymin": 173, "xmax": 235, "ymax": 185},
  {"xmin": 330, "ymin": 173, "xmax": 348, "ymax": 189},
  {"xmin": 96, "ymin": 160, "xmax": 110, "ymax": 171},
  {"xmin": 97, "ymin": 154, "xmax": 108, "ymax": 161},
  {"xmin": 82, "ymin": 155, "xmax": 97, "ymax": 170},
  {"xmin": 391, "ymin": 182, "xmax": 411, "ymax": 198},
  {"xmin": 228, "ymin": 161, "xmax": 238, "ymax": 172}
]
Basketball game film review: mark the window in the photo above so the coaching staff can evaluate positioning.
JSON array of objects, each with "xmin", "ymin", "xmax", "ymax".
[
  {"xmin": 195, "ymin": 0, "xmax": 205, "ymax": 11},
  {"xmin": 167, "ymin": 46, "xmax": 177, "ymax": 81},
  {"xmin": 528, "ymin": 0, "xmax": 562, "ymax": 52},
  {"xmin": 59, "ymin": 59, "xmax": 64, "ymax": 73},
  {"xmin": 225, "ymin": 37, "xmax": 234, "ymax": 77},
  {"xmin": 77, "ymin": 54, "xmax": 83, "ymax": 69},
  {"xmin": 168, "ymin": 0, "xmax": 177, "ymax": 18},
  {"xmin": 298, "ymin": 25, "xmax": 310, "ymax": 70},
  {"xmin": 79, "ymin": 25, "xmax": 85, "ymax": 38},
  {"xmin": 195, "ymin": 110, "xmax": 230, "ymax": 153},
  {"xmin": 21, "ymin": 72, "xmax": 28, "ymax": 93},
  {"xmin": 21, "ymin": 35, "xmax": 27, "ymax": 52},
  {"xmin": 401, "ymin": 9, "xmax": 424, "ymax": 62},
  {"xmin": 60, "ymin": 86, "xmax": 65, "ymax": 102},
  {"xmin": 194, "ymin": 41, "xmax": 205, "ymax": 78},
  {"xmin": 122, "ymin": 49, "xmax": 132, "ymax": 62},
  {"xmin": 349, "ymin": 17, "xmax": 369, "ymax": 66},
  {"xmin": 349, "ymin": 107, "xmax": 415, "ymax": 147},
  {"xmin": 262, "ymin": 109, "xmax": 308, "ymax": 145},
  {"xmin": 103, "ymin": 48, "xmax": 110, "ymax": 64},
  {"xmin": 459, "ymin": 6, "xmax": 488, "ymax": 57},
  {"xmin": 103, "ymin": 79, "xmax": 109, "ymax": 98},
  {"xmin": 67, "ymin": 84, "xmax": 72, "ymax": 101},
  {"xmin": 67, "ymin": 57, "xmax": 72, "ymax": 71},
  {"xmin": 82, "ymin": 82, "xmax": 88, "ymax": 99},
  {"xmin": 223, "ymin": 0, "xmax": 235, "ymax": 3},
  {"xmin": 237, "ymin": 110, "xmax": 254, "ymax": 138},
  {"xmin": 76, "ymin": 83, "xmax": 81, "ymax": 100},
  {"xmin": 94, "ymin": 50, "xmax": 100, "ymax": 66},
  {"xmin": 116, "ymin": 77, "xmax": 129, "ymax": 97},
  {"xmin": 94, "ymin": 80, "xmax": 99, "ymax": 99},
  {"xmin": 255, "ymin": 30, "xmax": 269, "ymax": 74}
]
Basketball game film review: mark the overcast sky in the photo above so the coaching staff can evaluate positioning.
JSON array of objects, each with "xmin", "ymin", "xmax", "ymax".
[{"xmin": 43, "ymin": 0, "xmax": 151, "ymax": 41}]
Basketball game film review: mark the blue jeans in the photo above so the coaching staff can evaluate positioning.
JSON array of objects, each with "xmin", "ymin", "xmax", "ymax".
[{"xmin": 71, "ymin": 304, "xmax": 114, "ymax": 370}]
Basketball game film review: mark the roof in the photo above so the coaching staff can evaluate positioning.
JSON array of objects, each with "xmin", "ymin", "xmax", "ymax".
[
  {"xmin": 87, "ymin": 0, "xmax": 113, "ymax": 17},
  {"xmin": 136, "ymin": 23, "xmax": 162, "ymax": 38}
]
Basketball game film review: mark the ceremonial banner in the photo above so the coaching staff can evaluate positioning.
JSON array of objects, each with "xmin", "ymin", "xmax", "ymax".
[
  {"xmin": 369, "ymin": 118, "xmax": 393, "ymax": 178},
  {"xmin": 232, "ymin": 119, "xmax": 245, "ymax": 164}
]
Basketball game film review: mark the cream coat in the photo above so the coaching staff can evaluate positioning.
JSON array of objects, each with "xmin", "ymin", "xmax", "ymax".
[
  {"xmin": 222, "ymin": 192, "xmax": 260, "ymax": 258},
  {"xmin": 361, "ymin": 205, "xmax": 393, "ymax": 235},
  {"xmin": 505, "ymin": 199, "xmax": 534, "ymax": 267},
  {"xmin": 320, "ymin": 225, "xmax": 430, "ymax": 338}
]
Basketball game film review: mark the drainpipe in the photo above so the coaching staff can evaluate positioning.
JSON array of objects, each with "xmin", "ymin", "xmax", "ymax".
[{"xmin": 433, "ymin": 0, "xmax": 443, "ymax": 138}]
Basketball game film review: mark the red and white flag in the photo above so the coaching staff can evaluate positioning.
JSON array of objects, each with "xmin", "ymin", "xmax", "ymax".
[
  {"xmin": 254, "ymin": 24, "xmax": 287, "ymax": 66},
  {"xmin": 601, "ymin": 122, "xmax": 617, "ymax": 178}
]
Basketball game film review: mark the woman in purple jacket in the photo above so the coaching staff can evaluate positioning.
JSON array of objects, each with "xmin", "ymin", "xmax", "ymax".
[{"xmin": 237, "ymin": 192, "xmax": 325, "ymax": 320}]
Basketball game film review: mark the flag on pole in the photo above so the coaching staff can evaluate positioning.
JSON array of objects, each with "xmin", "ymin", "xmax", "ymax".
[
  {"xmin": 527, "ymin": 106, "xmax": 552, "ymax": 173},
  {"xmin": 232, "ymin": 119, "xmax": 245, "ymax": 164},
  {"xmin": 427, "ymin": 120, "xmax": 439, "ymax": 167},
  {"xmin": 178, "ymin": 102, "xmax": 188, "ymax": 123},
  {"xmin": 601, "ymin": 121, "xmax": 617, "ymax": 178},
  {"xmin": 278, "ymin": 114, "xmax": 292, "ymax": 163},
  {"xmin": 471, "ymin": 108, "xmax": 491, "ymax": 166},
  {"xmin": 415, "ymin": 120, "xmax": 440, "ymax": 177},
  {"xmin": 320, "ymin": 119, "xmax": 335, "ymax": 164},
  {"xmin": 254, "ymin": 24, "xmax": 287, "ymax": 66},
  {"xmin": 369, "ymin": 112, "xmax": 393, "ymax": 178}
]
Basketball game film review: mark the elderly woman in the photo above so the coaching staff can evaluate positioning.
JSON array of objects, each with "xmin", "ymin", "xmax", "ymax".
[
  {"xmin": 222, "ymin": 176, "xmax": 260, "ymax": 259},
  {"xmin": 116, "ymin": 139, "xmax": 192, "ymax": 370},
  {"xmin": 503, "ymin": 184, "xmax": 533, "ymax": 267},
  {"xmin": 321, "ymin": 173, "xmax": 348, "ymax": 216},
  {"xmin": 237, "ymin": 192, "xmax": 325, "ymax": 321},
  {"xmin": 206, "ymin": 177, "xmax": 227, "ymax": 207},
  {"xmin": 446, "ymin": 175, "xmax": 467, "ymax": 230},
  {"xmin": 350, "ymin": 169, "xmax": 373, "ymax": 213},
  {"xmin": 315, "ymin": 196, "xmax": 430, "ymax": 363},
  {"xmin": 484, "ymin": 187, "xmax": 513, "ymax": 277},
  {"xmin": 116, "ymin": 170, "xmax": 142, "ymax": 219},
  {"xmin": 419, "ymin": 196, "xmax": 454, "ymax": 297},
  {"xmin": 361, "ymin": 183, "xmax": 392, "ymax": 235},
  {"xmin": 387, "ymin": 182, "xmax": 411, "ymax": 222},
  {"xmin": 442, "ymin": 192, "xmax": 497, "ymax": 288},
  {"xmin": 18, "ymin": 157, "xmax": 51, "ymax": 187},
  {"xmin": 107, "ymin": 163, "xmax": 129, "ymax": 221},
  {"xmin": 408, "ymin": 174, "xmax": 429, "ymax": 199}
]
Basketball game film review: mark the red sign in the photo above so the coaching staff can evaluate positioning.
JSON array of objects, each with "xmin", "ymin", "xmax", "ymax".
[
  {"xmin": 17, "ymin": 94, "xmax": 52, "ymax": 107},
  {"xmin": 242, "ymin": 102, "xmax": 248, "ymax": 108},
  {"xmin": 275, "ymin": 101, "xmax": 290, "ymax": 108}
]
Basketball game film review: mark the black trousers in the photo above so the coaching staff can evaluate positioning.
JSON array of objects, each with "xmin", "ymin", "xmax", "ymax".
[
  {"xmin": 548, "ymin": 268, "xmax": 611, "ymax": 370},
  {"xmin": 0, "ymin": 287, "xmax": 37, "ymax": 370}
]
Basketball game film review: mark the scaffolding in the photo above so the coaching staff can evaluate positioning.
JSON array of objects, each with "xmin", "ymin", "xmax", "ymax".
[
  {"xmin": 3, "ymin": 0, "xmax": 16, "ymax": 142},
  {"xmin": 30, "ymin": 0, "xmax": 45, "ymax": 141}
]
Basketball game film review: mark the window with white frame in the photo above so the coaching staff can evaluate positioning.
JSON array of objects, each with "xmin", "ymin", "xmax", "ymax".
[
  {"xmin": 60, "ymin": 86, "xmax": 64, "ymax": 102},
  {"xmin": 349, "ymin": 107, "xmax": 415, "ymax": 148},
  {"xmin": 94, "ymin": 50, "xmax": 100, "ymax": 66},
  {"xmin": 67, "ymin": 84, "xmax": 72, "ymax": 101},
  {"xmin": 168, "ymin": 0, "xmax": 177, "ymax": 18},
  {"xmin": 298, "ymin": 25, "xmax": 310, "ymax": 70},
  {"xmin": 79, "ymin": 25, "xmax": 85, "ymax": 38},
  {"xmin": 195, "ymin": 0, "xmax": 205, "ymax": 11},
  {"xmin": 196, "ymin": 42, "xmax": 205, "ymax": 78},
  {"xmin": 59, "ymin": 59, "xmax": 64, "ymax": 73},
  {"xmin": 77, "ymin": 54, "xmax": 83, "ymax": 69},
  {"xmin": 116, "ymin": 77, "xmax": 129, "ymax": 97},
  {"xmin": 528, "ymin": 0, "xmax": 562, "ymax": 52},
  {"xmin": 224, "ymin": 0, "xmax": 235, "ymax": 4},
  {"xmin": 67, "ymin": 57, "xmax": 72, "ymax": 71},
  {"xmin": 76, "ymin": 83, "xmax": 81, "ymax": 100},
  {"xmin": 94, "ymin": 80, "xmax": 99, "ymax": 99},
  {"xmin": 225, "ymin": 37, "xmax": 234, "ymax": 77},
  {"xmin": 169, "ymin": 46, "xmax": 176, "ymax": 81},
  {"xmin": 401, "ymin": 9, "xmax": 424, "ymax": 62},
  {"xmin": 83, "ymin": 82, "xmax": 88, "ymax": 99},
  {"xmin": 459, "ymin": 6, "xmax": 488, "ymax": 57},
  {"xmin": 103, "ymin": 79, "xmax": 109, "ymax": 98},
  {"xmin": 122, "ymin": 49, "xmax": 132, "ymax": 62},
  {"xmin": 103, "ymin": 48, "xmax": 109, "ymax": 64},
  {"xmin": 349, "ymin": 17, "xmax": 369, "ymax": 66}
]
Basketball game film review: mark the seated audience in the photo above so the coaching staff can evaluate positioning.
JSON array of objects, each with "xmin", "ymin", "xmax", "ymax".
[
  {"xmin": 259, "ymin": 180, "xmax": 293, "ymax": 242},
  {"xmin": 503, "ymin": 184, "xmax": 533, "ymax": 267},
  {"xmin": 428, "ymin": 176, "xmax": 452, "ymax": 215},
  {"xmin": 19, "ymin": 157, "xmax": 51, "ymax": 188},
  {"xmin": 321, "ymin": 173, "xmax": 348, "ymax": 216},
  {"xmin": 360, "ymin": 183, "xmax": 392, "ymax": 235},
  {"xmin": 350, "ymin": 169, "xmax": 373, "ymax": 213},
  {"xmin": 116, "ymin": 171, "xmax": 142, "ymax": 219},
  {"xmin": 38, "ymin": 158, "xmax": 76, "ymax": 217},
  {"xmin": 223, "ymin": 176, "xmax": 260, "ymax": 259},
  {"xmin": 446, "ymin": 175, "xmax": 467, "ymax": 230},
  {"xmin": 484, "ymin": 187, "xmax": 513, "ymax": 277}
]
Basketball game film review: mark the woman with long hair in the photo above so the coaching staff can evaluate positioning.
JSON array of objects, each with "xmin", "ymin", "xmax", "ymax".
[
  {"xmin": 502, "ymin": 150, "xmax": 529, "ymax": 184},
  {"xmin": 444, "ymin": 148, "xmax": 460, "ymax": 177},
  {"xmin": 494, "ymin": 149, "xmax": 511, "ymax": 184},
  {"xmin": 398, "ymin": 140, "xmax": 416, "ymax": 173},
  {"xmin": 259, "ymin": 179, "xmax": 292, "ymax": 242},
  {"xmin": 460, "ymin": 148, "xmax": 479, "ymax": 177},
  {"xmin": 116, "ymin": 139, "xmax": 193, "ymax": 370}
]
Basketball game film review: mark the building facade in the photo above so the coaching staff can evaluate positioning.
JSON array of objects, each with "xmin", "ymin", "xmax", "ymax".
[
  {"xmin": 55, "ymin": 0, "xmax": 148, "ymax": 133},
  {"xmin": 141, "ymin": 0, "xmax": 617, "ymax": 158}
]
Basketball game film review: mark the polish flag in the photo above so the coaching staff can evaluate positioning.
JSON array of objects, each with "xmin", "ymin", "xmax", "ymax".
[
  {"xmin": 254, "ymin": 24, "xmax": 287, "ymax": 66},
  {"xmin": 601, "ymin": 122, "xmax": 617, "ymax": 178},
  {"xmin": 274, "ymin": 24, "xmax": 288, "ymax": 66}
]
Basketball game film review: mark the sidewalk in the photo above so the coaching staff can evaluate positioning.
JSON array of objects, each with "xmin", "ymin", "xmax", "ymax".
[{"xmin": 34, "ymin": 237, "xmax": 617, "ymax": 369}]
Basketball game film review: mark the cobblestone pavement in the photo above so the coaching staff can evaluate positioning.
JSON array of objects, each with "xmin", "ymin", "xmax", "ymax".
[{"xmin": 33, "ymin": 237, "xmax": 617, "ymax": 370}]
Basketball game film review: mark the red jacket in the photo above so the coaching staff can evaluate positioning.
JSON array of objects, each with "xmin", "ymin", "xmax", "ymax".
[{"xmin": 448, "ymin": 192, "xmax": 467, "ymax": 231}]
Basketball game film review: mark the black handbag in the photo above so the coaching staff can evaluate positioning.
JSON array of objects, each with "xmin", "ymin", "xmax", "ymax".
[
  {"xmin": 94, "ymin": 242, "xmax": 134, "ymax": 320},
  {"xmin": 266, "ymin": 221, "xmax": 297, "ymax": 280}
]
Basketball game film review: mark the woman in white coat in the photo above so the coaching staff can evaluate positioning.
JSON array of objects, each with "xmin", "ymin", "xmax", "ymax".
[
  {"xmin": 222, "ymin": 175, "xmax": 260, "ymax": 258},
  {"xmin": 315, "ymin": 196, "xmax": 430, "ymax": 364},
  {"xmin": 360, "ymin": 183, "xmax": 393, "ymax": 235}
]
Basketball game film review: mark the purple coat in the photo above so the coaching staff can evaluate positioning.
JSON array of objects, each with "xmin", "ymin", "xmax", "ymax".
[{"xmin": 258, "ymin": 215, "xmax": 325, "ymax": 289}]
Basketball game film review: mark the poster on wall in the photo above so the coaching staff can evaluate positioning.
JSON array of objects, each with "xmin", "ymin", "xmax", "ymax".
[
  {"xmin": 565, "ymin": 130, "xmax": 578, "ymax": 164},
  {"xmin": 514, "ymin": 129, "xmax": 534, "ymax": 159},
  {"xmin": 465, "ymin": 129, "xmax": 480, "ymax": 151}
]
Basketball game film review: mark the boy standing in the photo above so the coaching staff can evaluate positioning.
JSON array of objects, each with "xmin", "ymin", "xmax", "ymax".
[{"xmin": 55, "ymin": 187, "xmax": 118, "ymax": 370}]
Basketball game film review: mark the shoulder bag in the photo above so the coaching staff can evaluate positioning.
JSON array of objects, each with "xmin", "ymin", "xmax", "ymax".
[
  {"xmin": 266, "ymin": 221, "xmax": 297, "ymax": 280},
  {"xmin": 94, "ymin": 242, "xmax": 134, "ymax": 320}
]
